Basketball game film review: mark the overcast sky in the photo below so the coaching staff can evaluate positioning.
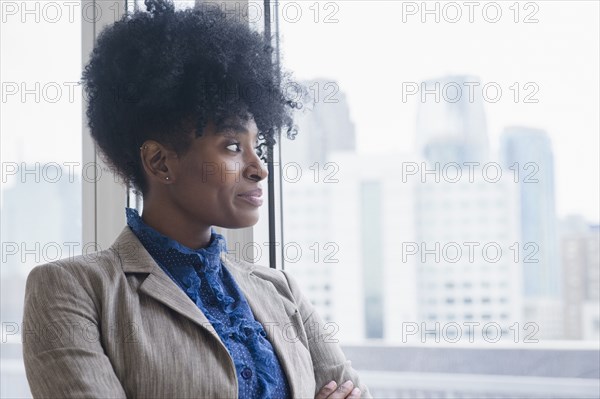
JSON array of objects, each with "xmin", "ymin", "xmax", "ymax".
[
  {"xmin": 278, "ymin": 0, "xmax": 599, "ymax": 221},
  {"xmin": 1, "ymin": 0, "xmax": 598, "ymax": 221}
]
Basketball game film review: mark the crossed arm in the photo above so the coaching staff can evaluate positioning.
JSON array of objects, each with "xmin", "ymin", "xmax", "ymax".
[{"xmin": 280, "ymin": 269, "xmax": 373, "ymax": 399}]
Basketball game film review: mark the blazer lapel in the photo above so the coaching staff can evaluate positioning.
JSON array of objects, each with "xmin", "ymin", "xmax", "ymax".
[
  {"xmin": 222, "ymin": 254, "xmax": 308, "ymax": 398},
  {"xmin": 110, "ymin": 226, "xmax": 309, "ymax": 396},
  {"xmin": 109, "ymin": 226, "xmax": 223, "ymax": 342}
]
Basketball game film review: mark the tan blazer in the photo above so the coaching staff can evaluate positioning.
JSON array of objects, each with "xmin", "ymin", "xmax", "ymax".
[{"xmin": 22, "ymin": 226, "xmax": 372, "ymax": 398}]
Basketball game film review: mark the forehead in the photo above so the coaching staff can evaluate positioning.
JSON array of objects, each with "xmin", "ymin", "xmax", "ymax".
[{"xmin": 214, "ymin": 117, "xmax": 259, "ymax": 138}]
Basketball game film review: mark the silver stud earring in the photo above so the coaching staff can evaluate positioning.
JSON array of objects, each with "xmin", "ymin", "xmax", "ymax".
[{"xmin": 165, "ymin": 176, "xmax": 170, "ymax": 180}]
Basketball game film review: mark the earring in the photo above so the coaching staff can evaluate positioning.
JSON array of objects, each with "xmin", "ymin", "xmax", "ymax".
[
  {"xmin": 140, "ymin": 145, "xmax": 148, "ymax": 150},
  {"xmin": 165, "ymin": 176, "xmax": 170, "ymax": 180}
]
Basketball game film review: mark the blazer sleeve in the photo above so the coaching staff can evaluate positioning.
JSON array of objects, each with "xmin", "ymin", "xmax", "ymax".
[
  {"xmin": 22, "ymin": 262, "xmax": 127, "ymax": 398},
  {"xmin": 280, "ymin": 269, "xmax": 373, "ymax": 399}
]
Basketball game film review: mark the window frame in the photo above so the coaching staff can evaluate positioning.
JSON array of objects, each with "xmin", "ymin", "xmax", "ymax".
[
  {"xmin": 82, "ymin": 0, "xmax": 128, "ymax": 251},
  {"xmin": 84, "ymin": 0, "xmax": 285, "ymax": 269}
]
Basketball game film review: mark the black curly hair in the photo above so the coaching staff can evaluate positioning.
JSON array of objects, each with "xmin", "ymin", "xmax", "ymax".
[{"xmin": 81, "ymin": 0, "xmax": 302, "ymax": 196}]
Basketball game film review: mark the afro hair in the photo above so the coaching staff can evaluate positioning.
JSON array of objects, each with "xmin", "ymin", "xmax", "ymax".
[{"xmin": 81, "ymin": 0, "xmax": 303, "ymax": 196}]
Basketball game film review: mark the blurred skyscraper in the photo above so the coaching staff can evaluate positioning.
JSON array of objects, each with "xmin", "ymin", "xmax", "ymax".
[
  {"xmin": 500, "ymin": 127, "xmax": 563, "ymax": 338},
  {"xmin": 500, "ymin": 127, "xmax": 561, "ymax": 299},
  {"xmin": 281, "ymin": 79, "xmax": 371, "ymax": 342},
  {"xmin": 416, "ymin": 75, "xmax": 489, "ymax": 164},
  {"xmin": 327, "ymin": 151, "xmax": 418, "ymax": 342},
  {"xmin": 413, "ymin": 75, "xmax": 522, "ymax": 341},
  {"xmin": 1, "ymin": 164, "xmax": 81, "ymax": 399},
  {"xmin": 283, "ymin": 78, "xmax": 356, "ymax": 167},
  {"xmin": 1, "ymin": 166, "xmax": 81, "ymax": 323},
  {"xmin": 560, "ymin": 216, "xmax": 600, "ymax": 341},
  {"xmin": 414, "ymin": 177, "xmax": 523, "ymax": 341}
]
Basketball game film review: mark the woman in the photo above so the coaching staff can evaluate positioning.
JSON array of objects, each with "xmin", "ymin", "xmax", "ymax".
[{"xmin": 21, "ymin": 1, "xmax": 372, "ymax": 398}]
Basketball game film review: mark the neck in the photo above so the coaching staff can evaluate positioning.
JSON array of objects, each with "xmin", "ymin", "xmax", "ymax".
[{"xmin": 140, "ymin": 198, "xmax": 212, "ymax": 250}]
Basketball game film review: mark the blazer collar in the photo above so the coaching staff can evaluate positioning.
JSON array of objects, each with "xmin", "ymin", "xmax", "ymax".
[
  {"xmin": 109, "ymin": 226, "xmax": 229, "ymax": 336},
  {"xmin": 109, "ymin": 226, "xmax": 306, "ymax": 397},
  {"xmin": 111, "ymin": 225, "xmax": 254, "ymax": 276}
]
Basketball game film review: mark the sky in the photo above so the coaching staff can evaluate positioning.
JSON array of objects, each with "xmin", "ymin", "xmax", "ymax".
[
  {"xmin": 1, "ymin": 0, "xmax": 598, "ymax": 221},
  {"xmin": 277, "ymin": 0, "xmax": 600, "ymax": 221}
]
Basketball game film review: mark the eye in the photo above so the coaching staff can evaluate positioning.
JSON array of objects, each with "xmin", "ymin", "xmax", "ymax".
[{"xmin": 226, "ymin": 142, "xmax": 241, "ymax": 152}]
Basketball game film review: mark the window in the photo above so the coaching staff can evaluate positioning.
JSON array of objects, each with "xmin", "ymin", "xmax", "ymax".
[
  {"xmin": 5, "ymin": 1, "xmax": 599, "ymax": 397},
  {"xmin": 1, "ymin": 1, "xmax": 84, "ymax": 396},
  {"xmin": 278, "ymin": 0, "xmax": 599, "ymax": 361}
]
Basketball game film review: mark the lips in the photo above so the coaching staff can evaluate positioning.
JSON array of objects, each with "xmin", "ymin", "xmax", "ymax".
[
  {"xmin": 237, "ymin": 188, "xmax": 264, "ymax": 207},
  {"xmin": 238, "ymin": 188, "xmax": 263, "ymax": 197}
]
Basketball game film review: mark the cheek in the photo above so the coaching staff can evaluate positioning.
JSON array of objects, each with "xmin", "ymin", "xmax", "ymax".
[
  {"xmin": 182, "ymin": 159, "xmax": 241, "ymax": 200},
  {"xmin": 185, "ymin": 160, "xmax": 227, "ymax": 187},
  {"xmin": 215, "ymin": 160, "xmax": 243, "ymax": 186},
  {"xmin": 197, "ymin": 161, "xmax": 220, "ymax": 185}
]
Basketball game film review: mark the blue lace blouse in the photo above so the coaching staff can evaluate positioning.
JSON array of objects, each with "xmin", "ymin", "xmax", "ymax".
[{"xmin": 125, "ymin": 207, "xmax": 291, "ymax": 399}]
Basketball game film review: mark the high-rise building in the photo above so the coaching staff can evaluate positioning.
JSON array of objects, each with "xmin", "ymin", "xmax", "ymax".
[
  {"xmin": 560, "ymin": 216, "xmax": 600, "ymax": 340},
  {"xmin": 282, "ymin": 78, "xmax": 356, "ymax": 167},
  {"xmin": 500, "ymin": 127, "xmax": 560, "ymax": 299},
  {"xmin": 1, "ymin": 165, "xmax": 81, "ymax": 325},
  {"xmin": 500, "ymin": 127, "xmax": 563, "ymax": 339},
  {"xmin": 413, "ymin": 76, "xmax": 524, "ymax": 341},
  {"xmin": 1, "ymin": 164, "xmax": 82, "ymax": 399},
  {"xmin": 279, "ymin": 80, "xmax": 369, "ymax": 342},
  {"xmin": 413, "ymin": 175, "xmax": 523, "ymax": 341},
  {"xmin": 416, "ymin": 75, "xmax": 489, "ymax": 164},
  {"xmin": 326, "ymin": 151, "xmax": 418, "ymax": 343}
]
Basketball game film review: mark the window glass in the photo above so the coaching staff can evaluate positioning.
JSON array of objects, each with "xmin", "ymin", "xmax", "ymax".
[
  {"xmin": 1, "ymin": 2, "xmax": 83, "ymax": 397},
  {"xmin": 279, "ymin": 1, "xmax": 599, "ymax": 396}
]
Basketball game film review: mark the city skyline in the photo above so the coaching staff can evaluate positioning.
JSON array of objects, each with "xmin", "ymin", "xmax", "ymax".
[
  {"xmin": 275, "ymin": 72, "xmax": 598, "ymax": 343},
  {"xmin": 2, "ymin": 2, "xmax": 599, "ymax": 222},
  {"xmin": 278, "ymin": 1, "xmax": 600, "ymax": 222},
  {"xmin": 1, "ymin": 1, "xmax": 598, "ymax": 397}
]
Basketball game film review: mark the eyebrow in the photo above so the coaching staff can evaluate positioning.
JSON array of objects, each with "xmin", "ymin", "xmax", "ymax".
[
  {"xmin": 216, "ymin": 122, "xmax": 259, "ymax": 143},
  {"xmin": 216, "ymin": 122, "xmax": 248, "ymax": 135}
]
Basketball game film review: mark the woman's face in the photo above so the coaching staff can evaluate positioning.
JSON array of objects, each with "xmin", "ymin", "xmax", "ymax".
[{"xmin": 165, "ymin": 116, "xmax": 268, "ymax": 229}]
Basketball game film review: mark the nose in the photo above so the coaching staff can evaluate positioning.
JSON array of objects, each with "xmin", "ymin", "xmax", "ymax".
[{"xmin": 243, "ymin": 151, "xmax": 269, "ymax": 182}]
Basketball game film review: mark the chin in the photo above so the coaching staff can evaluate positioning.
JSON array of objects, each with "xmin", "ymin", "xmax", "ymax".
[{"xmin": 221, "ymin": 214, "xmax": 260, "ymax": 229}]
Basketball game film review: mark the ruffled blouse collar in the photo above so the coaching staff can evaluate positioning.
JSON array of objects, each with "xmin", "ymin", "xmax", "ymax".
[{"xmin": 125, "ymin": 207, "xmax": 227, "ymax": 274}]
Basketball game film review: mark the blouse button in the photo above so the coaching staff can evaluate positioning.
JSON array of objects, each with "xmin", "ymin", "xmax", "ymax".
[{"xmin": 241, "ymin": 367, "xmax": 252, "ymax": 379}]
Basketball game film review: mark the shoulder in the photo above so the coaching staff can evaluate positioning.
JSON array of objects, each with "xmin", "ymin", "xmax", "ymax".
[
  {"xmin": 221, "ymin": 252, "xmax": 304, "ymax": 303},
  {"xmin": 25, "ymin": 226, "xmax": 146, "ymax": 298},
  {"xmin": 25, "ymin": 247, "xmax": 123, "ymax": 300}
]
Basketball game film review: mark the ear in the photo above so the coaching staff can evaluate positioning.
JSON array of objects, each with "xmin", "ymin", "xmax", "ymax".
[{"xmin": 139, "ymin": 141, "xmax": 179, "ymax": 184}]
